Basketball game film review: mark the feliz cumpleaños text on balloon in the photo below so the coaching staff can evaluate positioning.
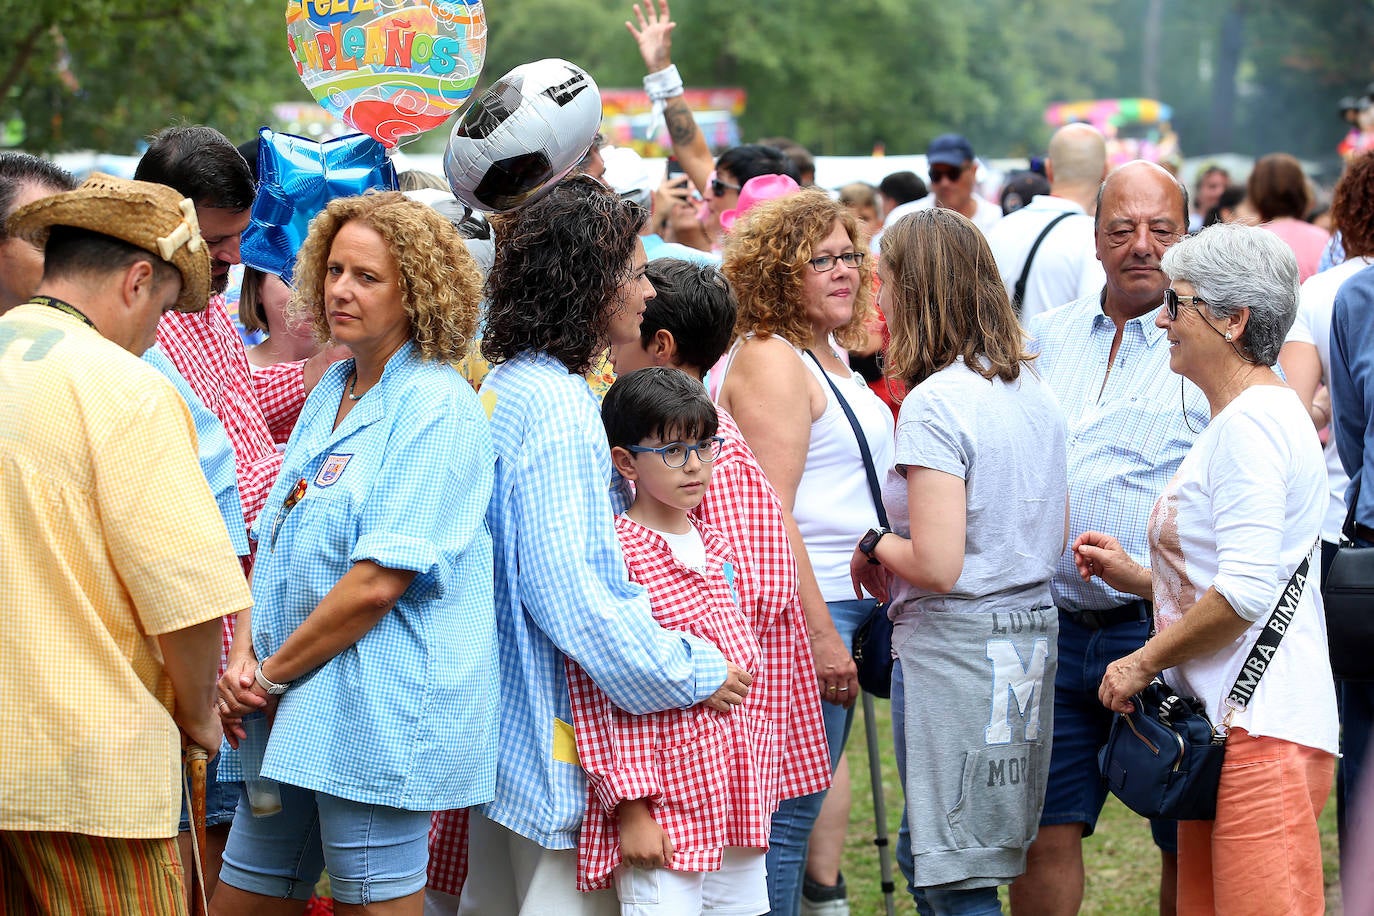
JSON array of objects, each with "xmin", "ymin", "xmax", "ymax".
[
  {"xmin": 285, "ymin": 0, "xmax": 486, "ymax": 147},
  {"xmin": 288, "ymin": 7, "xmax": 473, "ymax": 76}
]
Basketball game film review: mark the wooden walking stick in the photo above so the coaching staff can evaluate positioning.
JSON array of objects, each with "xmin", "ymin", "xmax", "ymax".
[{"xmin": 186, "ymin": 744, "xmax": 210, "ymax": 916}]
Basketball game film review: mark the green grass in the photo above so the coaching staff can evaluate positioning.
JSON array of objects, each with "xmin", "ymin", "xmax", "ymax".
[{"xmin": 840, "ymin": 698, "xmax": 1343, "ymax": 915}]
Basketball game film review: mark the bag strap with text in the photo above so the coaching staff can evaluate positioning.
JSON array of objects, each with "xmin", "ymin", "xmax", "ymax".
[{"xmin": 1220, "ymin": 549, "xmax": 1313, "ymax": 725}]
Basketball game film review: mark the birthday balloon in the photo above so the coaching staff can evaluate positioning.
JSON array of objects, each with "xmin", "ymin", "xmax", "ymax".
[
  {"xmin": 286, "ymin": 0, "xmax": 486, "ymax": 148},
  {"xmin": 443, "ymin": 58, "xmax": 602, "ymax": 213},
  {"xmin": 240, "ymin": 128, "xmax": 398, "ymax": 283}
]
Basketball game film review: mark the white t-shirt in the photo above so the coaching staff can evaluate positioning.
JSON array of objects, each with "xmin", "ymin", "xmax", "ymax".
[
  {"xmin": 651, "ymin": 522, "xmax": 708, "ymax": 573},
  {"xmin": 985, "ymin": 195, "xmax": 1104, "ymax": 322},
  {"xmin": 1148, "ymin": 385, "xmax": 1337, "ymax": 753},
  {"xmin": 1283, "ymin": 255, "xmax": 1374, "ymax": 541},
  {"xmin": 882, "ymin": 357, "xmax": 1067, "ymax": 618}
]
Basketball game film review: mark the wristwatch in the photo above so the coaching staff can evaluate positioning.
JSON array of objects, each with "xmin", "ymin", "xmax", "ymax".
[
  {"xmin": 858, "ymin": 527, "xmax": 891, "ymax": 565},
  {"xmin": 254, "ymin": 660, "xmax": 291, "ymax": 695}
]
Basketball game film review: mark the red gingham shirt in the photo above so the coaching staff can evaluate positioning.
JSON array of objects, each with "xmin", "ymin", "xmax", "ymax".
[
  {"xmin": 423, "ymin": 410, "xmax": 832, "ymax": 896},
  {"xmin": 568, "ymin": 516, "xmax": 769, "ymax": 891},
  {"xmin": 155, "ymin": 297, "xmax": 306, "ymax": 668},
  {"xmin": 427, "ymin": 808, "xmax": 469, "ymax": 897},
  {"xmin": 695, "ymin": 410, "xmax": 832, "ymax": 806}
]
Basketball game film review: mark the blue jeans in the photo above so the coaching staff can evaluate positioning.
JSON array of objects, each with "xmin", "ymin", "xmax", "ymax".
[
  {"xmin": 219, "ymin": 781, "xmax": 431, "ymax": 905},
  {"xmin": 765, "ymin": 598, "xmax": 874, "ymax": 916},
  {"xmin": 1339, "ymin": 679, "xmax": 1374, "ymax": 896},
  {"xmin": 1039, "ymin": 611, "xmax": 1176, "ymax": 851},
  {"xmin": 892, "ymin": 659, "xmax": 1004, "ymax": 916}
]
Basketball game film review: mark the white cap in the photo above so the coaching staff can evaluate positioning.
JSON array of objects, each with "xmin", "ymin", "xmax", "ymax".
[{"xmin": 601, "ymin": 147, "xmax": 653, "ymax": 209}]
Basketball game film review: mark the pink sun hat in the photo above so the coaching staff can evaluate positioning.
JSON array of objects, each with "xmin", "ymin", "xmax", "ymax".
[{"xmin": 720, "ymin": 173, "xmax": 801, "ymax": 233}]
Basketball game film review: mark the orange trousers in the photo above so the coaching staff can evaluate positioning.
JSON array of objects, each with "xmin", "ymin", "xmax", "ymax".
[{"xmin": 1177, "ymin": 728, "xmax": 1334, "ymax": 916}]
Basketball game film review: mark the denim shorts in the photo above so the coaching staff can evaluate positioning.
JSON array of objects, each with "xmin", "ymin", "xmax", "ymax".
[
  {"xmin": 178, "ymin": 752, "xmax": 240, "ymax": 831},
  {"xmin": 218, "ymin": 781, "xmax": 431, "ymax": 905},
  {"xmin": 1040, "ymin": 610, "xmax": 1176, "ymax": 852}
]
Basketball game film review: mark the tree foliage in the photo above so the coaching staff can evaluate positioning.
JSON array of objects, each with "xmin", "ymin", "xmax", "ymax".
[
  {"xmin": 2, "ymin": 0, "xmax": 308, "ymax": 152},
  {"xmin": 1, "ymin": 0, "xmax": 1368, "ymax": 160}
]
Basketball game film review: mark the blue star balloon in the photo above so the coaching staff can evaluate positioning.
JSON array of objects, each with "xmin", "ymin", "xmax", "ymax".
[{"xmin": 240, "ymin": 128, "xmax": 397, "ymax": 282}]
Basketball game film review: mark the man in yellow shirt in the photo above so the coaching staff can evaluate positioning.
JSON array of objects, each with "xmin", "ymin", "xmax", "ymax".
[{"xmin": 0, "ymin": 175, "xmax": 253, "ymax": 914}]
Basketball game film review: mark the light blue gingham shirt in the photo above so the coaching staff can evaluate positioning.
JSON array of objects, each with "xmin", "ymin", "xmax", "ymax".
[
  {"xmin": 143, "ymin": 346, "xmax": 249, "ymax": 556},
  {"xmin": 1028, "ymin": 294, "xmax": 1209, "ymax": 610},
  {"xmin": 479, "ymin": 351, "xmax": 728, "ymax": 849},
  {"xmin": 241, "ymin": 342, "xmax": 498, "ymax": 810}
]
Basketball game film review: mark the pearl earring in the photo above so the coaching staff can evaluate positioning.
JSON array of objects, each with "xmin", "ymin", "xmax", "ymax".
[{"xmin": 1225, "ymin": 331, "xmax": 1233, "ymax": 341}]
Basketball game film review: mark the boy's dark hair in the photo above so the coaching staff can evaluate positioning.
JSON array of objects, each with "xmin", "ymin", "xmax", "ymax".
[
  {"xmin": 483, "ymin": 175, "xmax": 646, "ymax": 374},
  {"xmin": 716, "ymin": 144, "xmax": 800, "ymax": 185},
  {"xmin": 602, "ymin": 367, "xmax": 718, "ymax": 452},
  {"xmin": 135, "ymin": 125, "xmax": 255, "ymax": 211},
  {"xmin": 641, "ymin": 260, "xmax": 737, "ymax": 372}
]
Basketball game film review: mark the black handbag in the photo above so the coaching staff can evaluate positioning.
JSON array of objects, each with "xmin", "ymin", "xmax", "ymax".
[
  {"xmin": 1098, "ymin": 679, "xmax": 1227, "ymax": 820},
  {"xmin": 804, "ymin": 350, "xmax": 893, "ymax": 698},
  {"xmin": 1321, "ymin": 489, "xmax": 1374, "ymax": 681},
  {"xmin": 1098, "ymin": 553, "xmax": 1311, "ymax": 821},
  {"xmin": 851, "ymin": 602, "xmax": 894, "ymax": 698}
]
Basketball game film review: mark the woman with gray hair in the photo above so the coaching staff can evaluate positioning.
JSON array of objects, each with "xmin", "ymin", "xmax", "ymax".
[{"xmin": 1071, "ymin": 223, "xmax": 1338, "ymax": 913}]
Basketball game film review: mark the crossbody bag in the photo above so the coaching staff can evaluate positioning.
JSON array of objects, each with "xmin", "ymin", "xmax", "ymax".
[
  {"xmin": 803, "ymin": 349, "xmax": 894, "ymax": 698},
  {"xmin": 1098, "ymin": 551, "xmax": 1312, "ymax": 820}
]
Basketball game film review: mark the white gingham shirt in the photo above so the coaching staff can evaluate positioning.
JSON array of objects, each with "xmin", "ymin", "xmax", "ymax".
[
  {"xmin": 1028, "ymin": 294, "xmax": 1208, "ymax": 611},
  {"xmin": 238, "ymin": 343, "xmax": 499, "ymax": 810},
  {"xmin": 477, "ymin": 351, "xmax": 728, "ymax": 850}
]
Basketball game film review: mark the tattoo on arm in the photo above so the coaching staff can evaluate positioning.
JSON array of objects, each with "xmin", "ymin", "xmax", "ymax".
[{"xmin": 664, "ymin": 99, "xmax": 699, "ymax": 147}]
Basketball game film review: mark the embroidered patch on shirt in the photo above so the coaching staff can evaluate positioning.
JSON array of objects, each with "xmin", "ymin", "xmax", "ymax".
[{"xmin": 314, "ymin": 453, "xmax": 353, "ymax": 487}]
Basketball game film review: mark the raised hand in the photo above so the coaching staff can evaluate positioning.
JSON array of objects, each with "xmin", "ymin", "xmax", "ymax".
[{"xmin": 626, "ymin": 0, "xmax": 675, "ymax": 72}]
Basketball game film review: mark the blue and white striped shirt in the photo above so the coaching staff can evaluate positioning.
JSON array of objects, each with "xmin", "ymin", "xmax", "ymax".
[
  {"xmin": 143, "ymin": 346, "xmax": 249, "ymax": 557},
  {"xmin": 479, "ymin": 351, "xmax": 728, "ymax": 849},
  {"xmin": 241, "ymin": 343, "xmax": 499, "ymax": 810},
  {"xmin": 1028, "ymin": 294, "xmax": 1208, "ymax": 611}
]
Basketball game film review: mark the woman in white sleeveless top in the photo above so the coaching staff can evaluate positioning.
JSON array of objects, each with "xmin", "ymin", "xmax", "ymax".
[{"xmin": 717, "ymin": 190, "xmax": 895, "ymax": 915}]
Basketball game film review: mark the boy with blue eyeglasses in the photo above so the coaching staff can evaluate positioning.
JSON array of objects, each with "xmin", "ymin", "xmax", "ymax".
[{"xmin": 567, "ymin": 367, "xmax": 772, "ymax": 914}]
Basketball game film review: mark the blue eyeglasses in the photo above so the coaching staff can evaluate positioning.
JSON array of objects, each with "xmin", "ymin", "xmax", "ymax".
[{"xmin": 627, "ymin": 437, "xmax": 725, "ymax": 468}]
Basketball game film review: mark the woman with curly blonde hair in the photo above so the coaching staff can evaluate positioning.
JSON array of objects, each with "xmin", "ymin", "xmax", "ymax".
[
  {"xmin": 213, "ymin": 190, "xmax": 498, "ymax": 915},
  {"xmin": 716, "ymin": 188, "xmax": 894, "ymax": 913}
]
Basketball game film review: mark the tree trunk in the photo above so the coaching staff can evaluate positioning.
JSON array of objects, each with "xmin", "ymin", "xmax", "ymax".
[
  {"xmin": 1142, "ymin": 0, "xmax": 1163, "ymax": 101},
  {"xmin": 1207, "ymin": 2, "xmax": 1247, "ymax": 153},
  {"xmin": 0, "ymin": 22, "xmax": 49, "ymax": 108}
]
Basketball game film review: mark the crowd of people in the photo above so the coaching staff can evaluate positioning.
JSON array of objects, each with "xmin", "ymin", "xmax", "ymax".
[{"xmin": 2, "ymin": 2, "xmax": 1371, "ymax": 915}]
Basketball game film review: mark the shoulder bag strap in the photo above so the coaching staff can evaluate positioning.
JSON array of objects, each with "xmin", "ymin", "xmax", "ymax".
[
  {"xmin": 804, "ymin": 349, "xmax": 888, "ymax": 528},
  {"xmin": 1013, "ymin": 211, "xmax": 1075, "ymax": 307},
  {"xmin": 1220, "ymin": 547, "xmax": 1314, "ymax": 725}
]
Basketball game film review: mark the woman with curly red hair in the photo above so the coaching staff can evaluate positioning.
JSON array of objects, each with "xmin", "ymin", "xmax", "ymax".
[{"xmin": 716, "ymin": 189, "xmax": 894, "ymax": 913}]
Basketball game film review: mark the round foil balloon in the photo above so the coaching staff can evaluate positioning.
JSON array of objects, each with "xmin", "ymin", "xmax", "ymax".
[
  {"xmin": 444, "ymin": 58, "xmax": 602, "ymax": 213},
  {"xmin": 286, "ymin": 0, "xmax": 486, "ymax": 148}
]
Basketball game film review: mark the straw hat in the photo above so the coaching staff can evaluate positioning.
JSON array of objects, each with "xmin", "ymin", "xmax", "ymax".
[{"xmin": 6, "ymin": 172, "xmax": 211, "ymax": 313}]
